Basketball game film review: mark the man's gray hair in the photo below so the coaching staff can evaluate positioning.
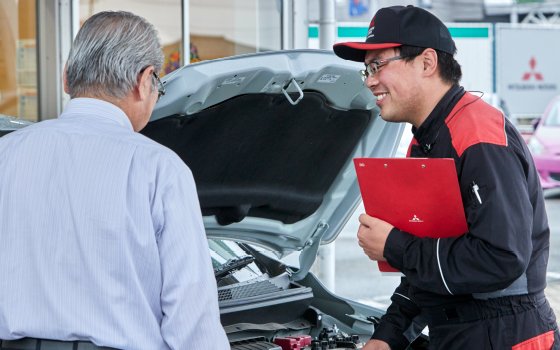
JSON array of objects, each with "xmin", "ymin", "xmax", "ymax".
[{"xmin": 66, "ymin": 11, "xmax": 164, "ymax": 99}]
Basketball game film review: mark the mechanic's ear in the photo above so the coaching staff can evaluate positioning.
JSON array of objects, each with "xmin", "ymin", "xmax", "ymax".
[{"xmin": 422, "ymin": 48, "xmax": 438, "ymax": 78}]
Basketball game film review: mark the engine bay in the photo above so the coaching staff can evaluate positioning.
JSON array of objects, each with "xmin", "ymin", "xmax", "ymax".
[{"xmin": 208, "ymin": 240, "xmax": 428, "ymax": 350}]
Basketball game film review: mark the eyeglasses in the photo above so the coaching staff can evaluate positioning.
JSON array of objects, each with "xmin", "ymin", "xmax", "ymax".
[
  {"xmin": 153, "ymin": 73, "xmax": 165, "ymax": 103},
  {"xmin": 359, "ymin": 55, "xmax": 404, "ymax": 82}
]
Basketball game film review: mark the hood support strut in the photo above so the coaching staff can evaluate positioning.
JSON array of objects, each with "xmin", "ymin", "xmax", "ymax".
[{"xmin": 288, "ymin": 221, "xmax": 329, "ymax": 281}]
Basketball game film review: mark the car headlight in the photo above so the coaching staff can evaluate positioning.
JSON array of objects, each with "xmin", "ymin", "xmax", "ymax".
[{"xmin": 529, "ymin": 137, "xmax": 547, "ymax": 155}]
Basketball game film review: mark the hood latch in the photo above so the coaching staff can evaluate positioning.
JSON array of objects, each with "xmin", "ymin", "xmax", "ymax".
[{"xmin": 282, "ymin": 78, "xmax": 304, "ymax": 106}]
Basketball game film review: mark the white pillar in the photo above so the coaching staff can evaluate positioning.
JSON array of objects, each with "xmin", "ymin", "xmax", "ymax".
[
  {"xmin": 182, "ymin": 0, "xmax": 190, "ymax": 66},
  {"xmin": 319, "ymin": 0, "xmax": 336, "ymax": 51},
  {"xmin": 314, "ymin": 241, "xmax": 336, "ymax": 292},
  {"xmin": 293, "ymin": 0, "xmax": 308, "ymax": 49},
  {"xmin": 282, "ymin": 0, "xmax": 294, "ymax": 50},
  {"xmin": 37, "ymin": 0, "xmax": 73, "ymax": 120},
  {"xmin": 510, "ymin": 5, "xmax": 518, "ymax": 24}
]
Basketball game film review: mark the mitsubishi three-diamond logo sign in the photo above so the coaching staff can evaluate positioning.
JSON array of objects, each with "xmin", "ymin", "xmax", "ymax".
[
  {"xmin": 508, "ymin": 56, "xmax": 556, "ymax": 92},
  {"xmin": 522, "ymin": 57, "xmax": 543, "ymax": 81},
  {"xmin": 498, "ymin": 26, "xmax": 560, "ymax": 116}
]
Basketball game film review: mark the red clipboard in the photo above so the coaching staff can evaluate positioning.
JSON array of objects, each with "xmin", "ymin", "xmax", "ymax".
[{"xmin": 354, "ymin": 158, "xmax": 468, "ymax": 275}]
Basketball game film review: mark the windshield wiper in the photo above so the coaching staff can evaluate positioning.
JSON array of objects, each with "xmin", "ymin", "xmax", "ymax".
[{"xmin": 214, "ymin": 256, "xmax": 255, "ymax": 283}]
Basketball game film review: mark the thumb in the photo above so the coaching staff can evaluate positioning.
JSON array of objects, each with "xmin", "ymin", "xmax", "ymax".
[{"xmin": 359, "ymin": 213, "xmax": 375, "ymax": 227}]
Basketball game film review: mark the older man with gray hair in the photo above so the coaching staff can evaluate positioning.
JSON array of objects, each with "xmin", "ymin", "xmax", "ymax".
[{"xmin": 0, "ymin": 11, "xmax": 229, "ymax": 350}]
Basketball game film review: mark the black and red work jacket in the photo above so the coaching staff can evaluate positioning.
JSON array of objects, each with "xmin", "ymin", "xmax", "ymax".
[{"xmin": 371, "ymin": 84, "xmax": 550, "ymax": 349}]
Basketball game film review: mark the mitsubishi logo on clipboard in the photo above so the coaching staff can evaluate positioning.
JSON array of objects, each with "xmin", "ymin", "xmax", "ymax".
[{"xmin": 409, "ymin": 215, "xmax": 424, "ymax": 223}]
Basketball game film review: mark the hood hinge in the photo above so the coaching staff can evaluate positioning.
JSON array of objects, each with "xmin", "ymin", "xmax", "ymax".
[{"xmin": 288, "ymin": 221, "xmax": 329, "ymax": 281}]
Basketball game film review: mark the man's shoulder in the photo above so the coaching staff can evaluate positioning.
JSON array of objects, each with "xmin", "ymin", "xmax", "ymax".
[
  {"xmin": 126, "ymin": 131, "xmax": 188, "ymax": 172},
  {"xmin": 0, "ymin": 118, "xmax": 58, "ymax": 142},
  {"xmin": 445, "ymin": 92, "xmax": 508, "ymax": 157},
  {"xmin": 6, "ymin": 118, "xmax": 188, "ymax": 173}
]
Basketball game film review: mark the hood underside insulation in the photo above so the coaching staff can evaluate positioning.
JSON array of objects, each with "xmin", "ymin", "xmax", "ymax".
[{"xmin": 141, "ymin": 92, "xmax": 371, "ymax": 225}]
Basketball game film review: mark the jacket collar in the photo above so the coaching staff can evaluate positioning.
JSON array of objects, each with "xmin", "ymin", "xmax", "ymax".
[{"xmin": 412, "ymin": 84, "xmax": 465, "ymax": 152}]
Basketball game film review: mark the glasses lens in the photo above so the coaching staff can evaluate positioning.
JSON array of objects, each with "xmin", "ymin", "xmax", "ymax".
[
  {"xmin": 367, "ymin": 63, "xmax": 377, "ymax": 76},
  {"xmin": 359, "ymin": 70, "xmax": 367, "ymax": 82}
]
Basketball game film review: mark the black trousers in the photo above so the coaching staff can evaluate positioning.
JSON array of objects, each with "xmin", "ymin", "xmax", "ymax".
[{"xmin": 423, "ymin": 291, "xmax": 559, "ymax": 350}]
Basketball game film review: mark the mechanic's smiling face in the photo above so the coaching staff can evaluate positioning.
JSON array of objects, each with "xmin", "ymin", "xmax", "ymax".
[{"xmin": 365, "ymin": 48, "xmax": 424, "ymax": 124}]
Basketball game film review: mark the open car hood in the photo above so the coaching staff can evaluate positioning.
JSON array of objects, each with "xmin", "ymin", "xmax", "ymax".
[{"xmin": 141, "ymin": 50, "xmax": 404, "ymax": 279}]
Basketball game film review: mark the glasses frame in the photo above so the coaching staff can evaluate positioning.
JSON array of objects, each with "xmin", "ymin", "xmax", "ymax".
[
  {"xmin": 359, "ymin": 55, "xmax": 405, "ymax": 82},
  {"xmin": 153, "ymin": 72, "xmax": 165, "ymax": 103}
]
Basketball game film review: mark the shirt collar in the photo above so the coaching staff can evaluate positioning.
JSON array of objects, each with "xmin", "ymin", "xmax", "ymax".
[
  {"xmin": 412, "ymin": 84, "xmax": 465, "ymax": 147},
  {"xmin": 59, "ymin": 98, "xmax": 134, "ymax": 131}
]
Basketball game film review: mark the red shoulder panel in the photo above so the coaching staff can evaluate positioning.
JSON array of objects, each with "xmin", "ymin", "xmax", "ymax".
[
  {"xmin": 446, "ymin": 92, "xmax": 507, "ymax": 158},
  {"xmin": 406, "ymin": 138, "xmax": 418, "ymax": 158}
]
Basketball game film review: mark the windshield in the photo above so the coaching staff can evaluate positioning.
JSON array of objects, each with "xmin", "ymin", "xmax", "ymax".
[
  {"xmin": 208, "ymin": 239, "xmax": 265, "ymax": 287},
  {"xmin": 544, "ymin": 100, "xmax": 560, "ymax": 127}
]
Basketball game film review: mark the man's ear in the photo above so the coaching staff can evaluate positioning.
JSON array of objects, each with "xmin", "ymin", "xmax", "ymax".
[
  {"xmin": 63, "ymin": 62, "xmax": 69, "ymax": 95},
  {"xmin": 422, "ymin": 48, "xmax": 439, "ymax": 78},
  {"xmin": 137, "ymin": 66, "xmax": 155, "ymax": 101}
]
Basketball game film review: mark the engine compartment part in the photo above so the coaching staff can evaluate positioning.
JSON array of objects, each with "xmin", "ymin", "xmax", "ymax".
[
  {"xmin": 214, "ymin": 256, "xmax": 256, "ymax": 283},
  {"xmin": 230, "ymin": 337, "xmax": 282, "ymax": 350},
  {"xmin": 273, "ymin": 328, "xmax": 364, "ymax": 350},
  {"xmin": 273, "ymin": 334, "xmax": 312, "ymax": 349},
  {"xmin": 286, "ymin": 335, "xmax": 311, "ymax": 346},
  {"xmin": 219, "ymin": 271, "xmax": 314, "ymax": 327}
]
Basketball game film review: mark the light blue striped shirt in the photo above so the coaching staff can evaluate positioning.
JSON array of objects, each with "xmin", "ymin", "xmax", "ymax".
[{"xmin": 0, "ymin": 98, "xmax": 229, "ymax": 350}]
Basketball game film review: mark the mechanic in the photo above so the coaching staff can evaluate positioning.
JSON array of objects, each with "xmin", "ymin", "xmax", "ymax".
[
  {"xmin": 334, "ymin": 5, "xmax": 558, "ymax": 350},
  {"xmin": 0, "ymin": 11, "xmax": 229, "ymax": 350}
]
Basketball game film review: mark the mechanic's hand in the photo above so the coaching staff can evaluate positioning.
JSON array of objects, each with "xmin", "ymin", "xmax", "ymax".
[
  {"xmin": 357, "ymin": 214, "xmax": 394, "ymax": 261},
  {"xmin": 361, "ymin": 339, "xmax": 391, "ymax": 350}
]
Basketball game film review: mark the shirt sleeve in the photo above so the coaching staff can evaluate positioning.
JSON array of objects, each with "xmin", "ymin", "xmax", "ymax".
[
  {"xmin": 384, "ymin": 142, "xmax": 534, "ymax": 295},
  {"xmin": 371, "ymin": 278, "xmax": 425, "ymax": 350},
  {"xmin": 155, "ymin": 167, "xmax": 230, "ymax": 349}
]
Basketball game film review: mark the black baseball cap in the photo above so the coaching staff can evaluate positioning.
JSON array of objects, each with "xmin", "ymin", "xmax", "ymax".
[{"xmin": 333, "ymin": 5, "xmax": 456, "ymax": 62}]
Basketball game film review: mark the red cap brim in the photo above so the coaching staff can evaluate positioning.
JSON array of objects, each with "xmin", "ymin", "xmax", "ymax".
[{"xmin": 333, "ymin": 42, "xmax": 402, "ymax": 62}]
